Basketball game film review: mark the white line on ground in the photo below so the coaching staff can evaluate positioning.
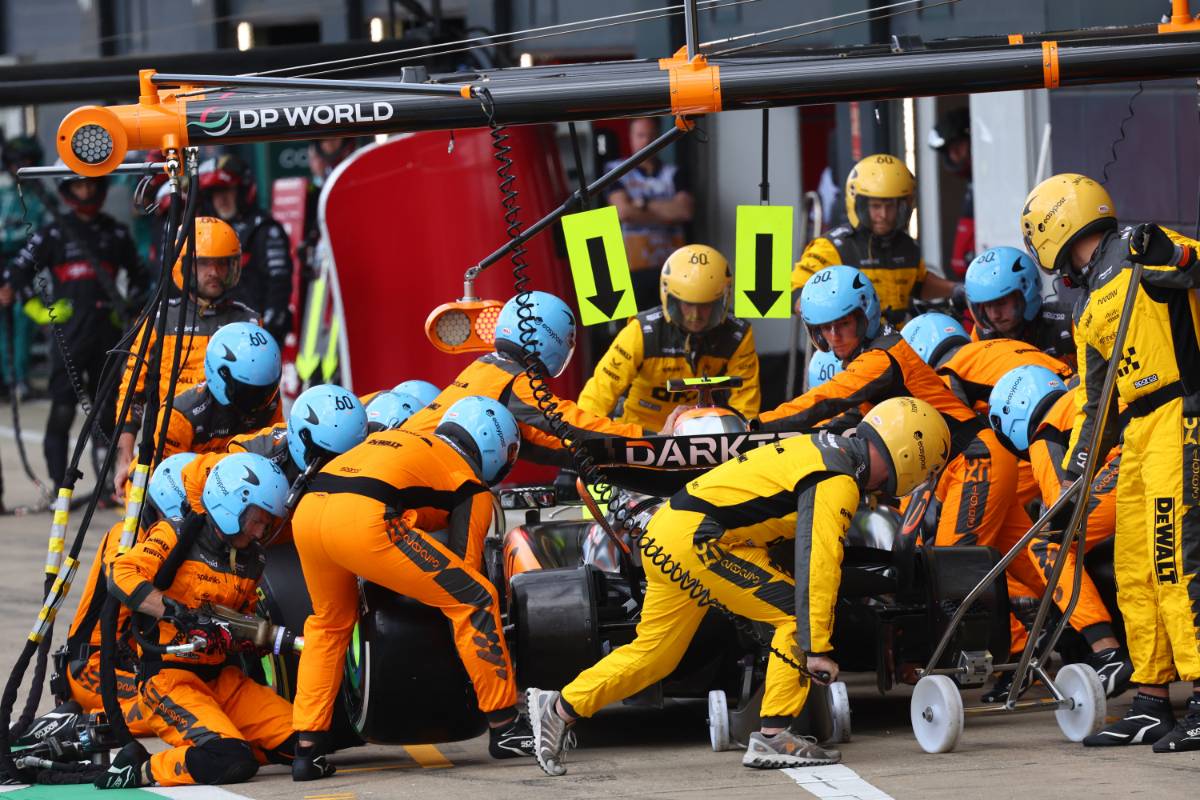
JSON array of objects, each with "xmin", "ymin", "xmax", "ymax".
[
  {"xmin": 784, "ymin": 764, "xmax": 894, "ymax": 800},
  {"xmin": 148, "ymin": 785, "xmax": 258, "ymax": 799},
  {"xmin": 0, "ymin": 425, "xmax": 42, "ymax": 444}
]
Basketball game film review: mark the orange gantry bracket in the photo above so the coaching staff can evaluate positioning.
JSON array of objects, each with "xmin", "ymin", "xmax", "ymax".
[
  {"xmin": 658, "ymin": 46, "xmax": 722, "ymax": 118},
  {"xmin": 57, "ymin": 70, "xmax": 192, "ymax": 176},
  {"xmin": 1160, "ymin": 0, "xmax": 1200, "ymax": 32}
]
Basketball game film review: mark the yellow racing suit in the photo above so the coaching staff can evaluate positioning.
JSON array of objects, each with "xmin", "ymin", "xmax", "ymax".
[
  {"xmin": 1065, "ymin": 226, "xmax": 1200, "ymax": 684},
  {"xmin": 790, "ymin": 224, "xmax": 925, "ymax": 325},
  {"xmin": 559, "ymin": 432, "xmax": 867, "ymax": 728},
  {"xmin": 577, "ymin": 308, "xmax": 760, "ymax": 430}
]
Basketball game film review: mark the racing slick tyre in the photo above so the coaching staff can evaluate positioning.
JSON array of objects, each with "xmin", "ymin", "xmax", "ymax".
[
  {"xmin": 258, "ymin": 541, "xmax": 363, "ymax": 750},
  {"xmin": 911, "ymin": 675, "xmax": 963, "ymax": 753},
  {"xmin": 1053, "ymin": 663, "xmax": 1106, "ymax": 742},
  {"xmin": 510, "ymin": 566, "xmax": 601, "ymax": 690},
  {"xmin": 345, "ymin": 581, "xmax": 487, "ymax": 745},
  {"xmin": 707, "ymin": 689, "xmax": 731, "ymax": 751}
]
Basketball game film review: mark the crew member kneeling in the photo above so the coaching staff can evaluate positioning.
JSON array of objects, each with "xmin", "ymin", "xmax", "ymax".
[
  {"xmin": 527, "ymin": 397, "xmax": 950, "ymax": 776},
  {"xmin": 98, "ymin": 453, "xmax": 293, "ymax": 789}
]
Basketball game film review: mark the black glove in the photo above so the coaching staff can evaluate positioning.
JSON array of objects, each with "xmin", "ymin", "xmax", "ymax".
[
  {"xmin": 161, "ymin": 597, "xmax": 198, "ymax": 627},
  {"xmin": 949, "ymin": 283, "xmax": 968, "ymax": 316},
  {"xmin": 1128, "ymin": 223, "xmax": 1183, "ymax": 266}
]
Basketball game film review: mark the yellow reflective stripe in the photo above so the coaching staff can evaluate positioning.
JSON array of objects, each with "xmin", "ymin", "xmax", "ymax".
[
  {"xmin": 119, "ymin": 464, "xmax": 150, "ymax": 554},
  {"xmin": 44, "ymin": 489, "xmax": 72, "ymax": 575},
  {"xmin": 29, "ymin": 558, "xmax": 79, "ymax": 642}
]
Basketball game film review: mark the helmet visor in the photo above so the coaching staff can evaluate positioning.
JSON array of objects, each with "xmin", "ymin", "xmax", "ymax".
[
  {"xmin": 218, "ymin": 367, "xmax": 279, "ymax": 413},
  {"xmin": 665, "ymin": 294, "xmax": 727, "ymax": 333},
  {"xmin": 854, "ymin": 195, "xmax": 913, "ymax": 237}
]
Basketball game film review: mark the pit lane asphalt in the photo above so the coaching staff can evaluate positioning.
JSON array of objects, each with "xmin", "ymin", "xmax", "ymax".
[{"xmin": 0, "ymin": 400, "xmax": 1195, "ymax": 799}]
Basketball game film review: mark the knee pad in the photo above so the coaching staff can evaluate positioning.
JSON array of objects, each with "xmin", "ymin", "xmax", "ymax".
[{"xmin": 184, "ymin": 738, "xmax": 259, "ymax": 785}]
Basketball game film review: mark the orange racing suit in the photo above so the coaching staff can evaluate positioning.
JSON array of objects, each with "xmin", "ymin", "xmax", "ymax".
[
  {"xmin": 109, "ymin": 516, "xmax": 294, "ymax": 786},
  {"xmin": 290, "ymin": 428, "xmax": 514, "ymax": 733},
  {"xmin": 115, "ymin": 296, "xmax": 259, "ymax": 436},
  {"xmin": 62, "ymin": 521, "xmax": 149, "ymax": 735},
  {"xmin": 757, "ymin": 331, "xmax": 1022, "ymax": 557},
  {"xmin": 157, "ymin": 381, "xmax": 283, "ymax": 458},
  {"xmin": 1023, "ymin": 386, "xmax": 1119, "ymax": 643},
  {"xmin": 404, "ymin": 352, "xmax": 646, "ymax": 465}
]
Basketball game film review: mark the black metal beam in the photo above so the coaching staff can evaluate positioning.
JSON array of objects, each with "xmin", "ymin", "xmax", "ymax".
[{"xmin": 169, "ymin": 34, "xmax": 1200, "ymax": 148}]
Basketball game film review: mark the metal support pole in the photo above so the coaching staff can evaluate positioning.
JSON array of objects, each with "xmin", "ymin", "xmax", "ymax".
[
  {"xmin": 465, "ymin": 124, "xmax": 687, "ymax": 282},
  {"xmin": 684, "ymin": 0, "xmax": 700, "ymax": 59},
  {"xmin": 759, "ymin": 109, "xmax": 770, "ymax": 204},
  {"xmin": 567, "ymin": 122, "xmax": 590, "ymax": 211},
  {"xmin": 150, "ymin": 72, "xmax": 470, "ymax": 97}
]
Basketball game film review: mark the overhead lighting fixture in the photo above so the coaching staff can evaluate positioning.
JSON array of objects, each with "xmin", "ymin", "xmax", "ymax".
[
  {"xmin": 519, "ymin": 52, "xmax": 534, "ymax": 68},
  {"xmin": 369, "ymin": 17, "xmax": 384, "ymax": 43},
  {"xmin": 236, "ymin": 21, "xmax": 254, "ymax": 51}
]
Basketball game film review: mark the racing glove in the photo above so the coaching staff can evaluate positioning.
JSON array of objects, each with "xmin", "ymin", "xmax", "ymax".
[
  {"xmin": 1129, "ymin": 223, "xmax": 1194, "ymax": 268},
  {"xmin": 162, "ymin": 599, "xmax": 234, "ymax": 654}
]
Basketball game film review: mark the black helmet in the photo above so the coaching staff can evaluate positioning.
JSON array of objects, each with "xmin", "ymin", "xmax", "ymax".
[
  {"xmin": 55, "ymin": 159, "xmax": 109, "ymax": 215},
  {"xmin": 928, "ymin": 107, "xmax": 970, "ymax": 152}
]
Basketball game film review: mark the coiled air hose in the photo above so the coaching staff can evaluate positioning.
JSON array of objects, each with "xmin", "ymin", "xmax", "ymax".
[{"xmin": 475, "ymin": 93, "xmax": 817, "ymax": 682}]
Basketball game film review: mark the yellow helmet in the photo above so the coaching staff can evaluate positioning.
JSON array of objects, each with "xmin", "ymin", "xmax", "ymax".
[
  {"xmin": 173, "ymin": 216, "xmax": 242, "ymax": 294},
  {"xmin": 660, "ymin": 244, "xmax": 732, "ymax": 332},
  {"xmin": 845, "ymin": 154, "xmax": 916, "ymax": 236},
  {"xmin": 1020, "ymin": 173, "xmax": 1117, "ymax": 279},
  {"xmin": 857, "ymin": 396, "xmax": 951, "ymax": 497}
]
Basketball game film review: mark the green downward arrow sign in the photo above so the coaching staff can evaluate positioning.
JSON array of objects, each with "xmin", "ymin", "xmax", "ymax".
[{"xmin": 734, "ymin": 205, "xmax": 792, "ymax": 319}]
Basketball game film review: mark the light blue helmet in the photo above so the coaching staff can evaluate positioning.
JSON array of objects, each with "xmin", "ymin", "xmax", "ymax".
[
  {"xmin": 435, "ymin": 396, "xmax": 521, "ymax": 486},
  {"xmin": 201, "ymin": 452, "xmax": 290, "ymax": 537},
  {"xmin": 147, "ymin": 453, "xmax": 197, "ymax": 520},
  {"xmin": 988, "ymin": 365, "xmax": 1068, "ymax": 454},
  {"xmin": 204, "ymin": 322, "xmax": 282, "ymax": 411},
  {"xmin": 806, "ymin": 350, "xmax": 844, "ymax": 389},
  {"xmin": 393, "ymin": 380, "xmax": 439, "ymax": 408},
  {"xmin": 965, "ymin": 246, "xmax": 1042, "ymax": 334},
  {"xmin": 366, "ymin": 391, "xmax": 423, "ymax": 433},
  {"xmin": 800, "ymin": 266, "xmax": 882, "ymax": 352},
  {"xmin": 287, "ymin": 385, "xmax": 369, "ymax": 471},
  {"xmin": 901, "ymin": 312, "xmax": 970, "ymax": 366},
  {"xmin": 493, "ymin": 291, "xmax": 577, "ymax": 378}
]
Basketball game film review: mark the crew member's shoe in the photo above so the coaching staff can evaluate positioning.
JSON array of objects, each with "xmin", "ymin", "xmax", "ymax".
[
  {"xmin": 292, "ymin": 733, "xmax": 336, "ymax": 781},
  {"xmin": 1083, "ymin": 693, "xmax": 1175, "ymax": 747},
  {"xmin": 95, "ymin": 742, "xmax": 151, "ymax": 789},
  {"xmin": 528, "ymin": 687, "xmax": 574, "ymax": 777},
  {"xmin": 489, "ymin": 713, "xmax": 536, "ymax": 759},
  {"xmin": 1152, "ymin": 697, "xmax": 1200, "ymax": 753},
  {"xmin": 1085, "ymin": 648, "xmax": 1134, "ymax": 698},
  {"xmin": 742, "ymin": 731, "xmax": 841, "ymax": 769},
  {"xmin": 980, "ymin": 662, "xmax": 1035, "ymax": 704}
]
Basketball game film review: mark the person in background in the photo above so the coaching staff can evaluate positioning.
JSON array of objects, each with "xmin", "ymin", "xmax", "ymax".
[{"xmin": 606, "ymin": 117, "xmax": 695, "ymax": 311}]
